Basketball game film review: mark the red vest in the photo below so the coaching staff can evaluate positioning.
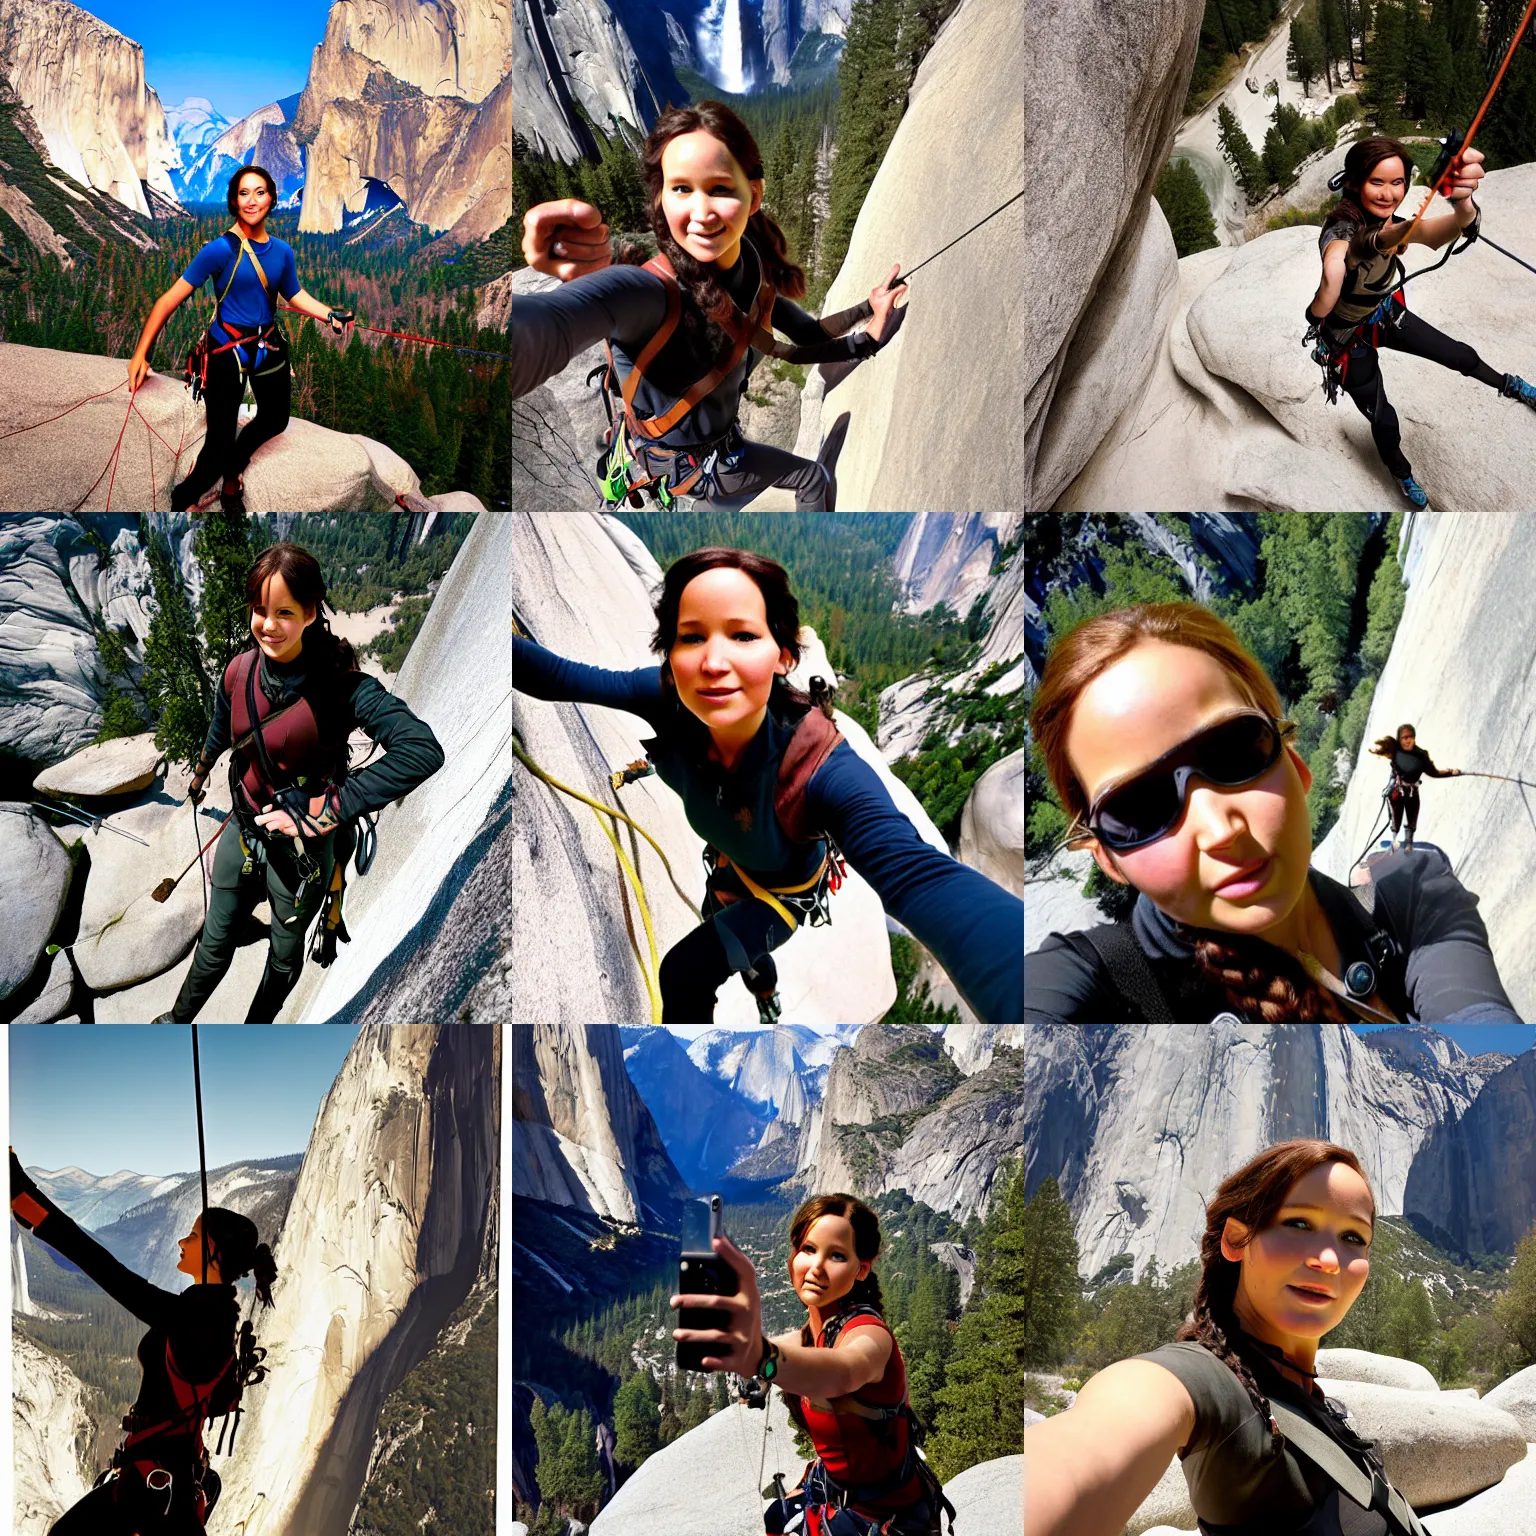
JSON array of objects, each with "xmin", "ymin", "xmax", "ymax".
[{"xmin": 224, "ymin": 649, "xmax": 345, "ymax": 813}]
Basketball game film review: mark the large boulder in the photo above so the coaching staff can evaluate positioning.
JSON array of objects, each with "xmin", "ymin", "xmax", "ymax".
[
  {"xmin": 10, "ymin": 949, "xmax": 75, "ymax": 1024},
  {"xmin": 1315, "ymin": 1377, "xmax": 1527, "ymax": 1507},
  {"xmin": 0, "ymin": 806, "xmax": 71, "ymax": 1002},
  {"xmin": 1423, "ymin": 1444, "xmax": 1536, "ymax": 1535},
  {"xmin": 1315, "ymin": 1348, "xmax": 1439, "ymax": 1392},
  {"xmin": 1485, "ymin": 1365, "xmax": 1536, "ymax": 1440},
  {"xmin": 33, "ymin": 732, "xmax": 163, "ymax": 798},
  {"xmin": 93, "ymin": 922, "xmax": 270, "ymax": 1023},
  {"xmin": 960, "ymin": 749, "xmax": 1024, "ymax": 896},
  {"xmin": 943, "ymin": 1453, "xmax": 1022, "ymax": 1534},
  {"xmin": 1127, "ymin": 1453, "xmax": 1196, "ymax": 1536}
]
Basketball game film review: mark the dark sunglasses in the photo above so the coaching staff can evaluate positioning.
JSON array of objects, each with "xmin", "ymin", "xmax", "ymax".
[{"xmin": 1072, "ymin": 711, "xmax": 1295, "ymax": 853}]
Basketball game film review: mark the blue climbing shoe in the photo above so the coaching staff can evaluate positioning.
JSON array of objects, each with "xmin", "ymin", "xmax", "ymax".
[
  {"xmin": 1398, "ymin": 475, "xmax": 1429, "ymax": 508},
  {"xmin": 1502, "ymin": 374, "xmax": 1536, "ymax": 410}
]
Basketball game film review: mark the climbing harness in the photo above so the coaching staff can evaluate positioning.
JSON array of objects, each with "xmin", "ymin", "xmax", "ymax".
[{"xmin": 185, "ymin": 230, "xmax": 289, "ymax": 405}]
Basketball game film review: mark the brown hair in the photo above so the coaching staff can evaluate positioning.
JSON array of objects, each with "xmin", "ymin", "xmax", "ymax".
[
  {"xmin": 650, "ymin": 546, "xmax": 836, "ymax": 723},
  {"xmin": 227, "ymin": 164, "xmax": 279, "ymax": 220},
  {"xmin": 1370, "ymin": 723, "xmax": 1417, "ymax": 757},
  {"xmin": 1326, "ymin": 136, "xmax": 1414, "ymax": 232},
  {"xmin": 202, "ymin": 1206, "xmax": 279, "ymax": 1309},
  {"xmin": 244, "ymin": 542, "xmax": 358, "ymax": 677},
  {"xmin": 617, "ymin": 101, "xmax": 806, "ymax": 360},
  {"xmin": 1029, "ymin": 602, "xmax": 1349, "ymax": 1022},
  {"xmin": 1176, "ymin": 1139, "xmax": 1375, "ymax": 1454}
]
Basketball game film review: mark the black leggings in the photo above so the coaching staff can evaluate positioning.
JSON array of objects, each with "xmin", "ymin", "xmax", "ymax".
[
  {"xmin": 1388, "ymin": 781, "xmax": 1420, "ymax": 838},
  {"xmin": 658, "ymin": 890, "xmax": 795, "ymax": 1023},
  {"xmin": 1339, "ymin": 309, "xmax": 1504, "ymax": 479},
  {"xmin": 710, "ymin": 438, "xmax": 834, "ymax": 511},
  {"xmin": 50, "ymin": 1470, "xmax": 205, "ymax": 1535},
  {"xmin": 178, "ymin": 332, "xmax": 292, "ymax": 499}
]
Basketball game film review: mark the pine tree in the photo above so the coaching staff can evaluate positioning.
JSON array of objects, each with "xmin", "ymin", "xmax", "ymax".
[
  {"xmin": 140, "ymin": 528, "xmax": 213, "ymax": 767},
  {"xmin": 1154, "ymin": 158, "xmax": 1219, "ymax": 256},
  {"xmin": 1217, "ymin": 104, "xmax": 1266, "ymax": 198},
  {"xmin": 194, "ymin": 508, "xmax": 255, "ymax": 683},
  {"xmin": 613, "ymin": 1369, "xmax": 660, "ymax": 1467}
]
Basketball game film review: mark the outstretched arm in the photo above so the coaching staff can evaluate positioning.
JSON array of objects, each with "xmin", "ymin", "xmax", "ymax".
[
  {"xmin": 513, "ymin": 635, "xmax": 668, "ymax": 722},
  {"xmin": 512, "ymin": 266, "xmax": 671, "ymax": 398},
  {"xmin": 807, "ymin": 744, "xmax": 1023, "ymax": 1022},
  {"xmin": 11, "ymin": 1150, "xmax": 182, "ymax": 1328}
]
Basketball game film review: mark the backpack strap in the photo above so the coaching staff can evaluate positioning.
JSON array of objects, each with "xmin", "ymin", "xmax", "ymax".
[
  {"xmin": 1267, "ymin": 1398, "xmax": 1430, "ymax": 1536},
  {"xmin": 1071, "ymin": 923, "xmax": 1177, "ymax": 1023}
]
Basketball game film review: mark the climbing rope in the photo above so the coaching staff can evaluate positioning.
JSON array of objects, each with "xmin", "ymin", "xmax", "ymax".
[
  {"xmin": 275, "ymin": 303, "xmax": 512, "ymax": 362},
  {"xmin": 892, "ymin": 187, "xmax": 1026, "ymax": 285},
  {"xmin": 190, "ymin": 1024, "xmax": 211, "ymax": 1285}
]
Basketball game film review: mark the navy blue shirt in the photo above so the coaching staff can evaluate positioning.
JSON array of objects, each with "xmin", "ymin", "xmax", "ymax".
[
  {"xmin": 514, "ymin": 637, "xmax": 1024, "ymax": 1022},
  {"xmin": 1025, "ymin": 858, "xmax": 1522, "ymax": 1023},
  {"xmin": 181, "ymin": 232, "xmax": 300, "ymax": 332}
]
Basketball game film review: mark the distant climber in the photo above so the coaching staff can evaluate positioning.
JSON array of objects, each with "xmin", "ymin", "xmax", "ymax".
[
  {"xmin": 513, "ymin": 545, "xmax": 1023, "ymax": 1023},
  {"xmin": 126, "ymin": 166, "xmax": 355, "ymax": 515},
  {"xmin": 11, "ymin": 1147, "xmax": 276, "ymax": 1534},
  {"xmin": 1367, "ymin": 722, "xmax": 1461, "ymax": 854},
  {"xmin": 670, "ymin": 1193, "xmax": 955, "ymax": 1534},
  {"xmin": 155, "ymin": 541, "xmax": 444, "ymax": 1024},
  {"xmin": 1304, "ymin": 137, "xmax": 1536, "ymax": 509},
  {"xmin": 513, "ymin": 100, "xmax": 909, "ymax": 510}
]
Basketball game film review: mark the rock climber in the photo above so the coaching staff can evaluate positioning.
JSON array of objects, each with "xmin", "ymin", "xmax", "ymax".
[
  {"xmin": 126, "ymin": 166, "xmax": 356, "ymax": 514},
  {"xmin": 1304, "ymin": 136, "xmax": 1536, "ymax": 509},
  {"xmin": 11, "ymin": 1147, "xmax": 276, "ymax": 1534},
  {"xmin": 512, "ymin": 545, "xmax": 1023, "ymax": 1023},
  {"xmin": 1024, "ymin": 601, "xmax": 1522, "ymax": 1024},
  {"xmin": 671, "ymin": 1192, "xmax": 955, "ymax": 1534},
  {"xmin": 512, "ymin": 99, "xmax": 909, "ymax": 510},
  {"xmin": 1367, "ymin": 722, "xmax": 1461, "ymax": 854},
  {"xmin": 155, "ymin": 541, "xmax": 444, "ymax": 1024},
  {"xmin": 1025, "ymin": 1140, "xmax": 1429, "ymax": 1536}
]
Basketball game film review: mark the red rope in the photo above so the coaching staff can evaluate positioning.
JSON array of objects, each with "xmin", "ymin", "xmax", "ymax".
[
  {"xmin": 0, "ymin": 381, "xmax": 129, "ymax": 441},
  {"xmin": 276, "ymin": 303, "xmax": 512, "ymax": 362}
]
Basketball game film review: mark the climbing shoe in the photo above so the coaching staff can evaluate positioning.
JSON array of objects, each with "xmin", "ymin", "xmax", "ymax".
[
  {"xmin": 1501, "ymin": 374, "xmax": 1536, "ymax": 410},
  {"xmin": 1398, "ymin": 475, "xmax": 1429, "ymax": 508},
  {"xmin": 151, "ymin": 1011, "xmax": 178, "ymax": 1024},
  {"xmin": 753, "ymin": 989, "xmax": 782, "ymax": 1026},
  {"xmin": 220, "ymin": 479, "xmax": 246, "ymax": 514}
]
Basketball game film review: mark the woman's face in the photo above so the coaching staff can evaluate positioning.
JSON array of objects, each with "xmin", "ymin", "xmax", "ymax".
[
  {"xmin": 1066, "ymin": 640, "xmax": 1314, "ymax": 935},
  {"xmin": 1221, "ymin": 1160, "xmax": 1373, "ymax": 1345},
  {"xmin": 1358, "ymin": 156, "xmax": 1408, "ymax": 220},
  {"xmin": 1399, "ymin": 729, "xmax": 1415, "ymax": 750},
  {"xmin": 659, "ymin": 130, "xmax": 762, "ymax": 267},
  {"xmin": 668, "ymin": 567, "xmax": 792, "ymax": 734},
  {"xmin": 176, "ymin": 1217, "xmax": 218, "ymax": 1280},
  {"xmin": 251, "ymin": 571, "xmax": 316, "ymax": 665},
  {"xmin": 236, "ymin": 173, "xmax": 273, "ymax": 225},
  {"xmin": 789, "ymin": 1213, "xmax": 870, "ymax": 1310}
]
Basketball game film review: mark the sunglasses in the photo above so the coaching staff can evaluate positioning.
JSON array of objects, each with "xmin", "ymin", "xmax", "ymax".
[{"xmin": 1071, "ymin": 711, "xmax": 1295, "ymax": 854}]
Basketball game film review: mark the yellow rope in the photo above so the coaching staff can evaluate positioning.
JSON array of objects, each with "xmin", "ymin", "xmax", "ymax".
[{"xmin": 512, "ymin": 735, "xmax": 700, "ymax": 1024}]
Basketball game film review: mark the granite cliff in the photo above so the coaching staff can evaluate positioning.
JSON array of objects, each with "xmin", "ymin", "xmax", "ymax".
[
  {"xmin": 11, "ymin": 1335, "xmax": 91, "ymax": 1536},
  {"xmin": 173, "ymin": 93, "xmax": 304, "ymax": 208}
]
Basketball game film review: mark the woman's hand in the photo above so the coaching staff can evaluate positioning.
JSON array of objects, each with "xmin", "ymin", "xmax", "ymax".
[
  {"xmin": 326, "ymin": 308, "xmax": 355, "ymax": 337},
  {"xmin": 127, "ymin": 355, "xmax": 151, "ymax": 394},
  {"xmin": 254, "ymin": 794, "xmax": 337, "ymax": 840},
  {"xmin": 1442, "ymin": 148, "xmax": 1484, "ymax": 209},
  {"xmin": 671, "ymin": 1234, "xmax": 763, "ymax": 1374},
  {"xmin": 865, "ymin": 263, "xmax": 908, "ymax": 343},
  {"xmin": 522, "ymin": 200, "xmax": 612, "ymax": 282}
]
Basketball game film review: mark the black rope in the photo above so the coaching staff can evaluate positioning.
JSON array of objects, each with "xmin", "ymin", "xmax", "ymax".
[
  {"xmin": 1478, "ymin": 231, "xmax": 1536, "ymax": 279},
  {"xmin": 192, "ymin": 1025, "xmax": 211, "ymax": 1285},
  {"xmin": 895, "ymin": 188, "xmax": 1026, "ymax": 284}
]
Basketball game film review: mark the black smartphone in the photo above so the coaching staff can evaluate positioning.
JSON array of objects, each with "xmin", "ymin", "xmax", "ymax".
[{"xmin": 676, "ymin": 1192, "xmax": 737, "ymax": 1372}]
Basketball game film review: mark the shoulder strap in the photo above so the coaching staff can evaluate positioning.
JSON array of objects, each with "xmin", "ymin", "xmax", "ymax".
[
  {"xmin": 230, "ymin": 227, "xmax": 271, "ymax": 294},
  {"xmin": 1074, "ymin": 923, "xmax": 1177, "ymax": 1023},
  {"xmin": 1266, "ymin": 1398, "xmax": 1430, "ymax": 1536},
  {"xmin": 775, "ymin": 707, "xmax": 844, "ymax": 844}
]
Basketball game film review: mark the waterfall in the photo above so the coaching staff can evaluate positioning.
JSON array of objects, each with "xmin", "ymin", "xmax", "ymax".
[
  {"xmin": 694, "ymin": 0, "xmax": 753, "ymax": 94},
  {"xmin": 721, "ymin": 0, "xmax": 746, "ymax": 92}
]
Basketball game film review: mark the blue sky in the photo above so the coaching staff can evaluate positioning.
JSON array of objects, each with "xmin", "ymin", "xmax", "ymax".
[
  {"xmin": 1351, "ymin": 1024, "xmax": 1536, "ymax": 1058},
  {"xmin": 10, "ymin": 1026, "xmax": 361, "ymax": 1176},
  {"xmin": 86, "ymin": 0, "xmax": 334, "ymax": 124}
]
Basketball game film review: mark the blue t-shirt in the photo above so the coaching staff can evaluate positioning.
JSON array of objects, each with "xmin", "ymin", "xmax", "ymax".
[{"xmin": 180, "ymin": 233, "xmax": 300, "ymax": 332}]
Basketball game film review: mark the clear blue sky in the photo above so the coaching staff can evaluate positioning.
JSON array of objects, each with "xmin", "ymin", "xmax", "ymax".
[
  {"xmin": 85, "ymin": 0, "xmax": 334, "ymax": 124},
  {"xmin": 10, "ymin": 1026, "xmax": 361, "ymax": 1176},
  {"xmin": 1351, "ymin": 1024, "xmax": 1536, "ymax": 1059}
]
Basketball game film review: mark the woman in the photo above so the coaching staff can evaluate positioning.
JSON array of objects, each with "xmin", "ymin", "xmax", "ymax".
[
  {"xmin": 1024, "ymin": 1139, "xmax": 1430, "ymax": 1536},
  {"xmin": 671, "ymin": 1193, "xmax": 952, "ymax": 1535},
  {"xmin": 1304, "ymin": 137, "xmax": 1536, "ymax": 509},
  {"xmin": 126, "ymin": 166, "xmax": 356, "ymax": 514},
  {"xmin": 155, "ymin": 542, "xmax": 444, "ymax": 1024},
  {"xmin": 1367, "ymin": 723, "xmax": 1461, "ymax": 854},
  {"xmin": 1025, "ymin": 602, "xmax": 1520, "ymax": 1024},
  {"xmin": 513, "ymin": 546, "xmax": 1023, "ymax": 1023},
  {"xmin": 11, "ymin": 1147, "xmax": 276, "ymax": 1534},
  {"xmin": 513, "ymin": 101, "xmax": 908, "ymax": 510}
]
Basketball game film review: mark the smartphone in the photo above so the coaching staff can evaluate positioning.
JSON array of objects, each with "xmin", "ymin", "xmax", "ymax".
[{"xmin": 676, "ymin": 1192, "xmax": 737, "ymax": 1372}]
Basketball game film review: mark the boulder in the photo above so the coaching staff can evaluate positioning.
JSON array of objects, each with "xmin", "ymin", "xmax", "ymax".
[
  {"xmin": 429, "ymin": 491, "xmax": 490, "ymax": 511},
  {"xmin": 93, "ymin": 920, "xmax": 270, "ymax": 1023},
  {"xmin": 0, "ymin": 806, "xmax": 72, "ymax": 1001},
  {"xmin": 1424, "ymin": 1444, "xmax": 1536, "ymax": 1535},
  {"xmin": 1127, "ymin": 1454, "xmax": 1195, "ymax": 1536},
  {"xmin": 1024, "ymin": 1406, "xmax": 1047, "ymax": 1427},
  {"xmin": 1315, "ymin": 1377, "xmax": 1527, "ymax": 1507},
  {"xmin": 33, "ymin": 732, "xmax": 163, "ymax": 798},
  {"xmin": 10, "ymin": 949, "xmax": 75, "ymax": 1023},
  {"xmin": 1315, "ymin": 1348, "xmax": 1439, "ymax": 1392},
  {"xmin": 943, "ymin": 1453, "xmax": 1022, "ymax": 1535},
  {"xmin": 960, "ymin": 749, "xmax": 1024, "ymax": 896},
  {"xmin": 348, "ymin": 434, "xmax": 422, "ymax": 504},
  {"xmin": 72, "ymin": 759, "xmax": 234, "ymax": 993},
  {"xmin": 1485, "ymin": 1364, "xmax": 1536, "ymax": 1439}
]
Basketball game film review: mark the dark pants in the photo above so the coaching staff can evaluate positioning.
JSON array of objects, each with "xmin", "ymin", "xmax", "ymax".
[
  {"xmin": 170, "ymin": 817, "xmax": 337, "ymax": 1023},
  {"xmin": 178, "ymin": 331, "xmax": 291, "ymax": 500},
  {"xmin": 1389, "ymin": 781, "xmax": 1420, "ymax": 839},
  {"xmin": 711, "ymin": 438, "xmax": 834, "ymax": 511},
  {"xmin": 50, "ymin": 1467, "xmax": 208, "ymax": 1535},
  {"xmin": 1338, "ymin": 309, "xmax": 1505, "ymax": 479},
  {"xmin": 659, "ymin": 886, "xmax": 796, "ymax": 1024}
]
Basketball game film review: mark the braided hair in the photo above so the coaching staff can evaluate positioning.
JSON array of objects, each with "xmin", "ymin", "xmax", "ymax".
[
  {"xmin": 1187, "ymin": 931, "xmax": 1353, "ymax": 1022},
  {"xmin": 1177, "ymin": 1139, "xmax": 1376, "ymax": 1455}
]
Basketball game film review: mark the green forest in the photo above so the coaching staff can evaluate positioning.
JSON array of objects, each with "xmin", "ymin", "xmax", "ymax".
[
  {"xmin": 1022, "ymin": 1177, "xmax": 1536, "ymax": 1417},
  {"xmin": 0, "ymin": 107, "xmax": 511, "ymax": 506},
  {"xmin": 512, "ymin": 0, "xmax": 960, "ymax": 309},
  {"xmin": 1025, "ymin": 511, "xmax": 1406, "ymax": 920},
  {"xmin": 516, "ymin": 1145, "xmax": 1030, "ymax": 1533}
]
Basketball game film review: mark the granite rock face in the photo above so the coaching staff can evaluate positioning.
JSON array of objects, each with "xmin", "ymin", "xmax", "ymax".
[
  {"xmin": 0, "ymin": 806, "xmax": 70, "ymax": 1001},
  {"xmin": 1484, "ymin": 1364, "xmax": 1536, "ymax": 1440},
  {"xmin": 174, "ymin": 93, "xmax": 304, "ymax": 206},
  {"xmin": 32, "ymin": 731, "xmax": 162, "ymax": 797},
  {"xmin": 960, "ymin": 749, "xmax": 1024, "ymax": 896},
  {"xmin": 11, "ymin": 1334, "xmax": 91, "ymax": 1535}
]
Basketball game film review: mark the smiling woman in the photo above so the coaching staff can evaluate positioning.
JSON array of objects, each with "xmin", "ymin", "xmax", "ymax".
[{"xmin": 1025, "ymin": 601, "xmax": 1522, "ymax": 1024}]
